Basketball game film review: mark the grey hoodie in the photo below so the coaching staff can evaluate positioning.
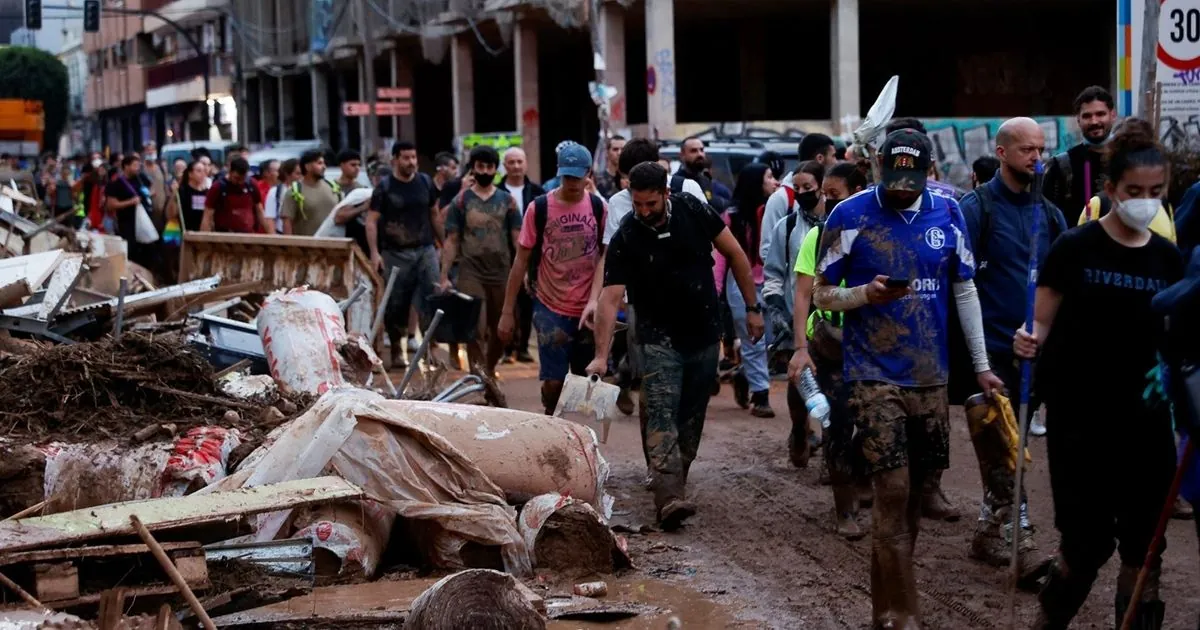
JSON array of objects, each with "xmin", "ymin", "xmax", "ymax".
[{"xmin": 762, "ymin": 210, "xmax": 815, "ymax": 347}]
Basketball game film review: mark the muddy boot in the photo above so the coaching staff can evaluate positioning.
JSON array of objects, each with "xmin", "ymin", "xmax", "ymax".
[
  {"xmin": 651, "ymin": 473, "xmax": 695, "ymax": 532},
  {"xmin": 1174, "ymin": 496, "xmax": 1194, "ymax": 520},
  {"xmin": 920, "ymin": 471, "xmax": 960, "ymax": 522},
  {"xmin": 1115, "ymin": 565, "xmax": 1165, "ymax": 630},
  {"xmin": 832, "ymin": 484, "xmax": 865, "ymax": 540},
  {"xmin": 615, "ymin": 386, "xmax": 634, "ymax": 416},
  {"xmin": 872, "ymin": 533, "xmax": 920, "ymax": 629},
  {"xmin": 732, "ymin": 369, "xmax": 750, "ymax": 409},
  {"xmin": 750, "ymin": 390, "xmax": 775, "ymax": 418},
  {"xmin": 968, "ymin": 505, "xmax": 1046, "ymax": 591},
  {"xmin": 541, "ymin": 381, "xmax": 564, "ymax": 416},
  {"xmin": 786, "ymin": 387, "xmax": 811, "ymax": 468},
  {"xmin": 858, "ymin": 479, "xmax": 874, "ymax": 509},
  {"xmin": 1033, "ymin": 556, "xmax": 1097, "ymax": 630}
]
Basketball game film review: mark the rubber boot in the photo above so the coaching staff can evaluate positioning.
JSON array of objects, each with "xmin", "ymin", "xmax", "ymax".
[
  {"xmin": 920, "ymin": 470, "xmax": 960, "ymax": 522},
  {"xmin": 651, "ymin": 472, "xmax": 695, "ymax": 532},
  {"xmin": 832, "ymin": 483, "xmax": 865, "ymax": 540},
  {"xmin": 1115, "ymin": 565, "xmax": 1165, "ymax": 630},
  {"xmin": 541, "ymin": 380, "xmax": 564, "ymax": 416},
  {"xmin": 786, "ymin": 386, "xmax": 811, "ymax": 468},
  {"xmin": 1033, "ymin": 556, "xmax": 1097, "ymax": 630},
  {"xmin": 968, "ymin": 503, "xmax": 1048, "ymax": 591},
  {"xmin": 732, "ymin": 369, "xmax": 750, "ymax": 409},
  {"xmin": 871, "ymin": 469, "xmax": 921, "ymax": 629}
]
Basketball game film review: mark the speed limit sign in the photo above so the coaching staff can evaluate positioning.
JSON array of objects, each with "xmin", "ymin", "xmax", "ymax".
[{"xmin": 1159, "ymin": 0, "xmax": 1200, "ymax": 71}]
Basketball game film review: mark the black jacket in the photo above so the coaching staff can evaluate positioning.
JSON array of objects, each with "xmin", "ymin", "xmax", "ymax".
[
  {"xmin": 504, "ymin": 177, "xmax": 543, "ymax": 213},
  {"xmin": 1044, "ymin": 143, "xmax": 1106, "ymax": 216}
]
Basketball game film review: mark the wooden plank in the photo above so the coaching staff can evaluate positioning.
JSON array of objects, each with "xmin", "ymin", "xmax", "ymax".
[
  {"xmin": 172, "ymin": 553, "xmax": 209, "ymax": 586},
  {"xmin": 37, "ymin": 253, "xmax": 83, "ymax": 319},
  {"xmin": 181, "ymin": 232, "xmax": 357, "ymax": 251},
  {"xmin": 34, "ymin": 562, "xmax": 79, "ymax": 602},
  {"xmin": 0, "ymin": 477, "xmax": 363, "ymax": 554},
  {"xmin": 49, "ymin": 583, "xmax": 188, "ymax": 608},
  {"xmin": 0, "ymin": 250, "xmax": 63, "ymax": 292},
  {"xmin": 0, "ymin": 542, "xmax": 199, "ymax": 566}
]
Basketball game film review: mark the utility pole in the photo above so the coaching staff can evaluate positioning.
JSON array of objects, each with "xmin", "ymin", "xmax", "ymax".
[
  {"xmin": 1137, "ymin": 0, "xmax": 1160, "ymax": 119},
  {"xmin": 356, "ymin": 0, "xmax": 380, "ymax": 158}
]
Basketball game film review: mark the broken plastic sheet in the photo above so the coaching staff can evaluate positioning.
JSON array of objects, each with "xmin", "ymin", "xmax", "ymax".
[{"xmin": 208, "ymin": 388, "xmax": 532, "ymax": 576}]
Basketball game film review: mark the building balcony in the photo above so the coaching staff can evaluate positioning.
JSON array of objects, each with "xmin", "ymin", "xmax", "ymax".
[
  {"xmin": 146, "ymin": 53, "xmax": 233, "ymax": 90},
  {"xmin": 143, "ymin": 0, "xmax": 229, "ymax": 33}
]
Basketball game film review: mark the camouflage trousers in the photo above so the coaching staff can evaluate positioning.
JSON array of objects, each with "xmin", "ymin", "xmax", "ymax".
[
  {"xmin": 640, "ymin": 341, "xmax": 720, "ymax": 503},
  {"xmin": 847, "ymin": 381, "xmax": 950, "ymax": 475}
]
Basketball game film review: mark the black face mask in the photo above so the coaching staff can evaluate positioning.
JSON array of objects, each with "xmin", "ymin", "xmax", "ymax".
[
  {"xmin": 796, "ymin": 190, "xmax": 821, "ymax": 212},
  {"xmin": 474, "ymin": 172, "xmax": 495, "ymax": 187}
]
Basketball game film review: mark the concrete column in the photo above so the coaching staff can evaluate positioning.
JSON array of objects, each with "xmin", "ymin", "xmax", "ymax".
[
  {"xmin": 451, "ymin": 33, "xmax": 475, "ymax": 140},
  {"xmin": 394, "ymin": 47, "xmax": 417, "ymax": 144},
  {"xmin": 513, "ymin": 19, "xmax": 541, "ymax": 182},
  {"xmin": 600, "ymin": 2, "xmax": 627, "ymax": 129},
  {"xmin": 277, "ymin": 75, "xmax": 287, "ymax": 139},
  {"xmin": 830, "ymin": 0, "xmax": 861, "ymax": 132},
  {"xmin": 257, "ymin": 77, "xmax": 268, "ymax": 144},
  {"xmin": 358, "ymin": 57, "xmax": 367, "ymax": 148},
  {"xmin": 644, "ymin": 0, "xmax": 676, "ymax": 139},
  {"xmin": 311, "ymin": 67, "xmax": 331, "ymax": 141}
]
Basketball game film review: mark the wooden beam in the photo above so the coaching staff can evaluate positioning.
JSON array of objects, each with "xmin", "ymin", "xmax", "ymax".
[
  {"xmin": 180, "ymin": 232, "xmax": 357, "ymax": 251},
  {"xmin": 0, "ymin": 477, "xmax": 363, "ymax": 554}
]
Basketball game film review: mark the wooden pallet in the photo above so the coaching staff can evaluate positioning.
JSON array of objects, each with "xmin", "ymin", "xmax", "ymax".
[{"xmin": 0, "ymin": 541, "xmax": 208, "ymax": 606}]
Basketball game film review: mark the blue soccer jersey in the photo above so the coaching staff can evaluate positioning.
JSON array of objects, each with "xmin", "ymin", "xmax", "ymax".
[{"xmin": 815, "ymin": 187, "xmax": 975, "ymax": 387}]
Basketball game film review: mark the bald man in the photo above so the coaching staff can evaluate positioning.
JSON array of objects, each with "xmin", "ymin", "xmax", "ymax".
[
  {"xmin": 957, "ymin": 117, "xmax": 1067, "ymax": 583},
  {"xmin": 501, "ymin": 146, "xmax": 544, "ymax": 362}
]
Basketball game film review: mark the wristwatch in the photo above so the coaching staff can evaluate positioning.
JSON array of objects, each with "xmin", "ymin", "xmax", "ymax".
[{"xmin": 745, "ymin": 303, "xmax": 763, "ymax": 314}]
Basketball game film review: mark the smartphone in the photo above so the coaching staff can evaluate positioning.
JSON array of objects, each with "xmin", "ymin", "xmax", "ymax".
[{"xmin": 884, "ymin": 277, "xmax": 910, "ymax": 289}]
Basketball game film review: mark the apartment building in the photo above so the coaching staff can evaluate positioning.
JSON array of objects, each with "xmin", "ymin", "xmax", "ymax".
[
  {"xmin": 58, "ymin": 25, "xmax": 93, "ymax": 155},
  {"xmin": 82, "ymin": 0, "xmax": 238, "ymax": 153}
]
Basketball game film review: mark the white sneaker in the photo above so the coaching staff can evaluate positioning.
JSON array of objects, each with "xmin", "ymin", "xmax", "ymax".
[
  {"xmin": 407, "ymin": 335, "xmax": 420, "ymax": 352},
  {"xmin": 1029, "ymin": 407, "xmax": 1047, "ymax": 437}
]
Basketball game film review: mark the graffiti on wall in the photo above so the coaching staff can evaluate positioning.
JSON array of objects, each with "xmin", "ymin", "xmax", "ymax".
[{"xmin": 921, "ymin": 117, "xmax": 1081, "ymax": 190}]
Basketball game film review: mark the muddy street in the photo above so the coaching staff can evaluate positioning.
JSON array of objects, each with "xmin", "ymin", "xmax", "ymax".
[{"xmin": 496, "ymin": 364, "xmax": 1200, "ymax": 629}]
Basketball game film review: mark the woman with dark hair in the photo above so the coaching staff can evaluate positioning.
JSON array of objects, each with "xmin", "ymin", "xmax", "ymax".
[
  {"xmin": 723, "ymin": 162, "xmax": 779, "ymax": 417},
  {"xmin": 178, "ymin": 160, "xmax": 210, "ymax": 232},
  {"xmin": 1014, "ymin": 118, "xmax": 1184, "ymax": 629}
]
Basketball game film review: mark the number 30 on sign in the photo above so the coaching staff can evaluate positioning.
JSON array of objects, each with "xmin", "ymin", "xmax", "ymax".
[{"xmin": 1161, "ymin": 0, "xmax": 1200, "ymax": 71}]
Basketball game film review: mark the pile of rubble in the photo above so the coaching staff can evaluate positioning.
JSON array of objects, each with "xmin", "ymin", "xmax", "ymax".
[{"xmin": 0, "ymin": 227, "xmax": 651, "ymax": 627}]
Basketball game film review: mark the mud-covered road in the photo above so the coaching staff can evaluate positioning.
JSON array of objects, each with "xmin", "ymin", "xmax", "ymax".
[{"xmin": 495, "ymin": 365, "xmax": 1200, "ymax": 629}]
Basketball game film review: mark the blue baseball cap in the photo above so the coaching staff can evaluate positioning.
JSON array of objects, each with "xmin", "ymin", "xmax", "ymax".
[{"xmin": 556, "ymin": 142, "xmax": 592, "ymax": 179}]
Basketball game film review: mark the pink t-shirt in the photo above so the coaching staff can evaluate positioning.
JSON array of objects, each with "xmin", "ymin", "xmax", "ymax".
[{"xmin": 519, "ymin": 191, "xmax": 606, "ymax": 318}]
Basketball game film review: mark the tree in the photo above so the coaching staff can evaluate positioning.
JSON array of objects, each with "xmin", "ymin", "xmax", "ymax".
[{"xmin": 0, "ymin": 47, "xmax": 70, "ymax": 151}]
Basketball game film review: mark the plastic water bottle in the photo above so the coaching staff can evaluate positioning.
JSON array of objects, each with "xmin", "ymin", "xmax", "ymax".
[{"xmin": 797, "ymin": 368, "xmax": 831, "ymax": 428}]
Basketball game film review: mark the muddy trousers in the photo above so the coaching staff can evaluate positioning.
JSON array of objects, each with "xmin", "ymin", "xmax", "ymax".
[
  {"xmin": 456, "ymin": 278, "xmax": 507, "ymax": 378},
  {"xmin": 381, "ymin": 246, "xmax": 439, "ymax": 347},
  {"xmin": 641, "ymin": 342, "xmax": 719, "ymax": 509},
  {"xmin": 814, "ymin": 353, "xmax": 859, "ymax": 483},
  {"xmin": 1036, "ymin": 402, "xmax": 1176, "ymax": 629}
]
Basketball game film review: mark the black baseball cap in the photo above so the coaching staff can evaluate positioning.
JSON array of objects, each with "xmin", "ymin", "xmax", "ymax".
[{"xmin": 879, "ymin": 129, "xmax": 932, "ymax": 192}]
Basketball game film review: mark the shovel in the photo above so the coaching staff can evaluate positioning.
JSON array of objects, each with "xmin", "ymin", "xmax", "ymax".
[{"xmin": 553, "ymin": 373, "xmax": 621, "ymax": 443}]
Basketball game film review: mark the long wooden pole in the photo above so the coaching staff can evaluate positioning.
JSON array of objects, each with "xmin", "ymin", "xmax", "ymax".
[
  {"xmin": 130, "ymin": 515, "xmax": 216, "ymax": 630},
  {"xmin": 0, "ymin": 570, "xmax": 44, "ymax": 609}
]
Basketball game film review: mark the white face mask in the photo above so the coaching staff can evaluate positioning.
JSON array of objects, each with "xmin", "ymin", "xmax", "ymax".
[{"xmin": 1114, "ymin": 197, "xmax": 1159, "ymax": 232}]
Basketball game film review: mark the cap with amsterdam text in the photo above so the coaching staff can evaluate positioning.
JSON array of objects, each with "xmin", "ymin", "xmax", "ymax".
[
  {"xmin": 556, "ymin": 142, "xmax": 593, "ymax": 180},
  {"xmin": 879, "ymin": 129, "xmax": 932, "ymax": 192}
]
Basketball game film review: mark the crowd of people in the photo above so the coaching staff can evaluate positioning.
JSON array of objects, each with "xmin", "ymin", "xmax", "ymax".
[{"xmin": 9, "ymin": 82, "xmax": 1200, "ymax": 629}]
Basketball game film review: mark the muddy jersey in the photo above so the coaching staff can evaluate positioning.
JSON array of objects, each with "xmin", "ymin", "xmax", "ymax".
[{"xmin": 816, "ymin": 188, "xmax": 975, "ymax": 387}]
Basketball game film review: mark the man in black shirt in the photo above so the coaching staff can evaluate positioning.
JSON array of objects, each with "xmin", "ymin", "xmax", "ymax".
[
  {"xmin": 1044, "ymin": 86, "xmax": 1117, "ymax": 216},
  {"xmin": 588, "ymin": 162, "xmax": 763, "ymax": 530},
  {"xmin": 366, "ymin": 141, "xmax": 443, "ymax": 366}
]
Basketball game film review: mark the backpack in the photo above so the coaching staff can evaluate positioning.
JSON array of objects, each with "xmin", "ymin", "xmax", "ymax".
[
  {"xmin": 527, "ymin": 192, "xmax": 605, "ymax": 293},
  {"xmin": 946, "ymin": 186, "xmax": 1064, "ymax": 403},
  {"xmin": 289, "ymin": 178, "xmax": 342, "ymax": 219}
]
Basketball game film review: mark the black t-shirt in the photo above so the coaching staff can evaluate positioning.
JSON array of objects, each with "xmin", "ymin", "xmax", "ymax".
[
  {"xmin": 104, "ymin": 176, "xmax": 140, "ymax": 243},
  {"xmin": 437, "ymin": 178, "xmax": 463, "ymax": 209},
  {"xmin": 604, "ymin": 193, "xmax": 726, "ymax": 353},
  {"xmin": 370, "ymin": 173, "xmax": 436, "ymax": 250},
  {"xmin": 178, "ymin": 182, "xmax": 209, "ymax": 232},
  {"xmin": 1037, "ymin": 221, "xmax": 1184, "ymax": 410}
]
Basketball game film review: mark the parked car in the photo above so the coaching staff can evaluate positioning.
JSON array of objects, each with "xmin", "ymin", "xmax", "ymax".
[
  {"xmin": 658, "ymin": 139, "xmax": 801, "ymax": 190},
  {"xmin": 161, "ymin": 141, "xmax": 231, "ymax": 169}
]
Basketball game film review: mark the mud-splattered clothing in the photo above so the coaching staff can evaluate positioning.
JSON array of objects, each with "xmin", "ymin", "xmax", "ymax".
[
  {"xmin": 642, "ymin": 341, "xmax": 720, "ymax": 505},
  {"xmin": 445, "ymin": 188, "xmax": 521, "ymax": 286},
  {"xmin": 370, "ymin": 173, "xmax": 436, "ymax": 251},
  {"xmin": 518, "ymin": 191, "xmax": 606, "ymax": 318},
  {"xmin": 847, "ymin": 381, "xmax": 950, "ymax": 474},
  {"xmin": 532, "ymin": 299, "xmax": 594, "ymax": 382},
  {"xmin": 816, "ymin": 188, "xmax": 975, "ymax": 387},
  {"xmin": 605, "ymin": 193, "xmax": 726, "ymax": 354},
  {"xmin": 814, "ymin": 350, "xmax": 861, "ymax": 482}
]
